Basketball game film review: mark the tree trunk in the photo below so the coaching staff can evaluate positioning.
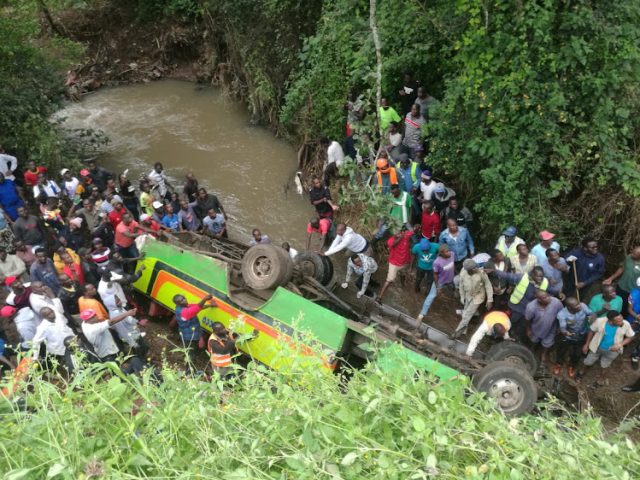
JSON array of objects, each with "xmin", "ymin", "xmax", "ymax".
[
  {"xmin": 36, "ymin": 0, "xmax": 65, "ymax": 37},
  {"xmin": 369, "ymin": 0, "xmax": 383, "ymax": 144}
]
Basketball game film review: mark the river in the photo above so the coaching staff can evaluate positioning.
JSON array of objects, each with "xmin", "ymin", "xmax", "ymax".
[{"xmin": 56, "ymin": 80, "xmax": 310, "ymax": 248}]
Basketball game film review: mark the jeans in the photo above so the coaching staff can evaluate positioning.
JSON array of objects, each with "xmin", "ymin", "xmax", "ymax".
[
  {"xmin": 419, "ymin": 283, "xmax": 437, "ymax": 316},
  {"xmin": 455, "ymin": 300, "xmax": 481, "ymax": 333},
  {"xmin": 555, "ymin": 336, "xmax": 585, "ymax": 368},
  {"xmin": 117, "ymin": 244, "xmax": 139, "ymax": 259},
  {"xmin": 415, "ymin": 268, "xmax": 434, "ymax": 292}
]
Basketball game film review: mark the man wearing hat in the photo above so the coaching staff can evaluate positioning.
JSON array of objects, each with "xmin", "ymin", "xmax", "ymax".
[
  {"xmin": 0, "ymin": 303, "xmax": 38, "ymax": 350},
  {"xmin": 0, "ymin": 247, "xmax": 26, "ymax": 281},
  {"xmin": 412, "ymin": 238, "xmax": 439, "ymax": 294},
  {"xmin": 431, "ymin": 182, "xmax": 456, "ymax": 213},
  {"xmin": 80, "ymin": 307, "xmax": 137, "ymax": 362},
  {"xmin": 456, "ymin": 259, "xmax": 493, "ymax": 337},
  {"xmin": 419, "ymin": 170, "xmax": 436, "ymax": 202},
  {"xmin": 532, "ymin": 230, "xmax": 560, "ymax": 265},
  {"xmin": 495, "ymin": 226, "xmax": 524, "ymax": 258},
  {"xmin": 374, "ymin": 155, "xmax": 403, "ymax": 195}
]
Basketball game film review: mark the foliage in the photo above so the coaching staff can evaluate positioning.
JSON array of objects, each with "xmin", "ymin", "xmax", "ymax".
[
  {"xmin": 132, "ymin": 0, "xmax": 202, "ymax": 21},
  {"xmin": 1, "ymin": 352, "xmax": 639, "ymax": 478},
  {"xmin": 427, "ymin": 0, "xmax": 640, "ymax": 240},
  {"xmin": 0, "ymin": 1, "xmax": 82, "ymax": 170}
]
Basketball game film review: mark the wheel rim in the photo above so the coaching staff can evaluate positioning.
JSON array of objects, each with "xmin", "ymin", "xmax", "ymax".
[
  {"xmin": 252, "ymin": 255, "xmax": 274, "ymax": 278},
  {"xmin": 298, "ymin": 260, "xmax": 316, "ymax": 277},
  {"xmin": 488, "ymin": 378, "xmax": 525, "ymax": 412}
]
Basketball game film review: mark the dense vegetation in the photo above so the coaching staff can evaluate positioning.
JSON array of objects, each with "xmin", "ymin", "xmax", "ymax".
[{"xmin": 1, "ymin": 354, "xmax": 639, "ymax": 478}]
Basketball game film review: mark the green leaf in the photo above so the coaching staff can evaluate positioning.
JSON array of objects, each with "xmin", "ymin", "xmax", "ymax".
[
  {"xmin": 341, "ymin": 452, "xmax": 358, "ymax": 466},
  {"xmin": 428, "ymin": 391, "xmax": 438, "ymax": 405},
  {"xmin": 413, "ymin": 417, "xmax": 426, "ymax": 432},
  {"xmin": 47, "ymin": 463, "xmax": 67, "ymax": 478},
  {"xmin": 5, "ymin": 470, "xmax": 32, "ymax": 480}
]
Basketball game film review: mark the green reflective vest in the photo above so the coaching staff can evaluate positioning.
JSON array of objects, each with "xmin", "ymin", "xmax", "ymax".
[{"xmin": 509, "ymin": 275, "xmax": 548, "ymax": 305}]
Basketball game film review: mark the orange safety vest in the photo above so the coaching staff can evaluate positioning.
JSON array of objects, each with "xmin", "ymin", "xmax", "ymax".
[
  {"xmin": 207, "ymin": 335, "xmax": 235, "ymax": 368},
  {"xmin": 376, "ymin": 167, "xmax": 398, "ymax": 186}
]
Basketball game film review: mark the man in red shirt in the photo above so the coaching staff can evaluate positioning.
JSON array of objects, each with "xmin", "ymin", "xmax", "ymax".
[
  {"xmin": 114, "ymin": 213, "xmax": 142, "ymax": 259},
  {"xmin": 108, "ymin": 199, "xmax": 127, "ymax": 229},
  {"xmin": 375, "ymin": 226, "xmax": 413, "ymax": 303},
  {"xmin": 306, "ymin": 216, "xmax": 335, "ymax": 250},
  {"xmin": 420, "ymin": 200, "xmax": 441, "ymax": 241}
]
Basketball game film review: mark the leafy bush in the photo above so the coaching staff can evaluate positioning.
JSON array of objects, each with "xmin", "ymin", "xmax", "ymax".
[{"xmin": 1, "ymin": 355, "xmax": 638, "ymax": 478}]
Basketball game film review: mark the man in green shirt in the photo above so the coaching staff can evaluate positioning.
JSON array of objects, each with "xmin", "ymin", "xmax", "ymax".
[
  {"xmin": 588, "ymin": 285, "xmax": 623, "ymax": 317},
  {"xmin": 603, "ymin": 246, "xmax": 640, "ymax": 312},
  {"xmin": 378, "ymin": 98, "xmax": 402, "ymax": 131}
]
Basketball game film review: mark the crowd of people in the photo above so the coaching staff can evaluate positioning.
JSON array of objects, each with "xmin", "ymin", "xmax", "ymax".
[
  {"xmin": 0, "ymin": 153, "xmax": 253, "ymax": 378},
  {"xmin": 312, "ymin": 74, "xmax": 640, "ymax": 393},
  {"xmin": 0, "ymin": 72, "xmax": 639, "ymax": 395}
]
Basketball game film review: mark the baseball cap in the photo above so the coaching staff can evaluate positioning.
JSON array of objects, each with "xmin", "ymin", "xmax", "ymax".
[
  {"xmin": 0, "ymin": 305, "xmax": 16, "ymax": 317},
  {"xmin": 4, "ymin": 276, "xmax": 17, "ymax": 286},
  {"xmin": 434, "ymin": 182, "xmax": 445, "ymax": 193},
  {"xmin": 60, "ymin": 168, "xmax": 70, "ymax": 176},
  {"xmin": 421, "ymin": 170, "xmax": 432, "ymax": 179},
  {"xmin": 140, "ymin": 214, "xmax": 150, "ymax": 222},
  {"xmin": 502, "ymin": 226, "xmax": 517, "ymax": 237},
  {"xmin": 539, "ymin": 230, "xmax": 555, "ymax": 241},
  {"xmin": 80, "ymin": 309, "xmax": 97, "ymax": 322},
  {"xmin": 152, "ymin": 201, "xmax": 163, "ymax": 209},
  {"xmin": 80, "ymin": 169, "xmax": 90, "ymax": 176}
]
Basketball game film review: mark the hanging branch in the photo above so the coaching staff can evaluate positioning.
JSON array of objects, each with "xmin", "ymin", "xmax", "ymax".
[{"xmin": 369, "ymin": 0, "xmax": 383, "ymax": 144}]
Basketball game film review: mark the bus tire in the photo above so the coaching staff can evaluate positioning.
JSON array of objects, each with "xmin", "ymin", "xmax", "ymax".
[
  {"xmin": 472, "ymin": 361, "xmax": 537, "ymax": 416},
  {"xmin": 485, "ymin": 342, "xmax": 538, "ymax": 376},
  {"xmin": 319, "ymin": 254, "xmax": 334, "ymax": 285},
  {"xmin": 294, "ymin": 252, "xmax": 326, "ymax": 283},
  {"xmin": 241, "ymin": 245, "xmax": 292, "ymax": 290}
]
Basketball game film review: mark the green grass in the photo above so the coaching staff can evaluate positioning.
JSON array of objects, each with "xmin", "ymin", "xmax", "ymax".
[{"xmin": 0, "ymin": 354, "xmax": 639, "ymax": 479}]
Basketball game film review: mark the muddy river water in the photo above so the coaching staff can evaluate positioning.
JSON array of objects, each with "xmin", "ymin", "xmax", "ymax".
[{"xmin": 57, "ymin": 80, "xmax": 310, "ymax": 247}]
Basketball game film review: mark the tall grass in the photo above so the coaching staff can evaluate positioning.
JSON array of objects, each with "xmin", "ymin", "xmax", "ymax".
[{"xmin": 0, "ymin": 353, "xmax": 638, "ymax": 479}]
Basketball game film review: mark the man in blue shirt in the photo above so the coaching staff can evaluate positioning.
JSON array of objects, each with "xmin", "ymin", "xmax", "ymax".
[
  {"xmin": 411, "ymin": 238, "xmax": 438, "ymax": 293},
  {"xmin": 540, "ymin": 249, "xmax": 568, "ymax": 298},
  {"xmin": 554, "ymin": 297, "xmax": 595, "ymax": 378},
  {"xmin": 565, "ymin": 237, "xmax": 605, "ymax": 299},
  {"xmin": 161, "ymin": 204, "xmax": 181, "ymax": 232},
  {"xmin": 203, "ymin": 208, "xmax": 226, "ymax": 239}
]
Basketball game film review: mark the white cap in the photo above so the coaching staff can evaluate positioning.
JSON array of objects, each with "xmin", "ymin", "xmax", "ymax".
[
  {"xmin": 152, "ymin": 201, "xmax": 163, "ymax": 209},
  {"xmin": 60, "ymin": 168, "xmax": 70, "ymax": 176}
]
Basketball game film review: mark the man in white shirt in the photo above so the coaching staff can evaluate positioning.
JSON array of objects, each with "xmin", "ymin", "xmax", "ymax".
[
  {"xmin": 0, "ymin": 145, "xmax": 18, "ymax": 181},
  {"xmin": 0, "ymin": 248, "xmax": 26, "ymax": 280},
  {"xmin": 342, "ymin": 253, "xmax": 378, "ymax": 298},
  {"xmin": 0, "ymin": 304, "xmax": 39, "ymax": 349},
  {"xmin": 323, "ymin": 224, "xmax": 371, "ymax": 257},
  {"xmin": 320, "ymin": 137, "xmax": 345, "ymax": 187},
  {"xmin": 98, "ymin": 271, "xmax": 127, "ymax": 314},
  {"xmin": 81, "ymin": 307, "xmax": 137, "ymax": 362},
  {"xmin": 148, "ymin": 162, "xmax": 172, "ymax": 200},
  {"xmin": 29, "ymin": 281, "xmax": 65, "ymax": 322},
  {"xmin": 419, "ymin": 170, "xmax": 436, "ymax": 202},
  {"xmin": 465, "ymin": 311, "xmax": 512, "ymax": 357},
  {"xmin": 32, "ymin": 306, "xmax": 76, "ymax": 372},
  {"xmin": 60, "ymin": 168, "xmax": 81, "ymax": 204}
]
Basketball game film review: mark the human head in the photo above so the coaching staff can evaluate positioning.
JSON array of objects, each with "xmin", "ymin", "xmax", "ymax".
[
  {"xmin": 122, "ymin": 213, "xmax": 133, "ymax": 225},
  {"xmin": 421, "ymin": 170, "xmax": 432, "ymax": 184},
  {"xmin": 438, "ymin": 244, "xmax": 451, "ymax": 258},
  {"xmin": 380, "ymin": 98, "xmax": 389, "ymax": 109},
  {"xmin": 13, "ymin": 240, "xmax": 25, "ymax": 252},
  {"xmin": 82, "ymin": 198, "xmax": 94, "ymax": 211},
  {"xmin": 539, "ymin": 230, "xmax": 555, "ymax": 247},
  {"xmin": 403, "ymin": 72, "xmax": 413, "ymax": 83},
  {"xmin": 154, "ymin": 162, "xmax": 163, "ymax": 173},
  {"xmin": 463, "ymin": 259, "xmax": 478, "ymax": 273},
  {"xmin": 87, "ymin": 159, "xmax": 97, "ymax": 170},
  {"xmin": 630, "ymin": 246, "xmax": 640, "ymax": 261},
  {"xmin": 530, "ymin": 266, "xmax": 545, "ymax": 284},
  {"xmin": 111, "ymin": 198, "xmax": 124, "ymax": 210},
  {"xmin": 422, "ymin": 200, "xmax": 434, "ymax": 213},
  {"xmin": 106, "ymin": 178, "xmax": 116, "ymax": 190},
  {"xmin": 502, "ymin": 226, "xmax": 517, "ymax": 241},
  {"xmin": 78, "ymin": 247, "xmax": 92, "ymax": 262},
  {"xmin": 376, "ymin": 157, "xmax": 389, "ymax": 173},
  {"xmin": 212, "ymin": 321, "xmax": 228, "ymax": 338},
  {"xmin": 448, "ymin": 197, "xmax": 459, "ymax": 210},
  {"xmin": 40, "ymin": 307, "xmax": 56, "ymax": 323},
  {"xmin": 180, "ymin": 200, "xmax": 189, "ymax": 211},
  {"xmin": 17, "ymin": 206, "xmax": 28, "ymax": 219},
  {"xmin": 281, "ymin": 242, "xmax": 290, "ymax": 252},
  {"xmin": 492, "ymin": 323, "xmax": 507, "ymax": 338},
  {"xmin": 350, "ymin": 253, "xmax": 363, "ymax": 267},
  {"xmin": 398, "ymin": 153, "xmax": 410, "ymax": 167},
  {"xmin": 491, "ymin": 249, "xmax": 504, "ymax": 263},
  {"xmin": 535, "ymin": 289, "xmax": 551, "ymax": 306},
  {"xmin": 186, "ymin": 172, "xmax": 196, "ymax": 183},
  {"xmin": 92, "ymin": 237, "xmax": 104, "ymax": 250},
  {"xmin": 388, "ymin": 121, "xmax": 398, "ymax": 134},
  {"xmin": 80, "ymin": 309, "xmax": 99, "ymax": 324},
  {"xmin": 173, "ymin": 294, "xmax": 187, "ymax": 307},
  {"xmin": 565, "ymin": 297, "xmax": 581, "ymax": 313},
  {"xmin": 207, "ymin": 208, "xmax": 218, "ymax": 219},
  {"xmin": 8, "ymin": 276, "xmax": 23, "ymax": 291},
  {"xmin": 31, "ymin": 281, "xmax": 44, "ymax": 294},
  {"xmin": 606, "ymin": 310, "xmax": 624, "ymax": 326},
  {"xmin": 69, "ymin": 217, "xmax": 83, "ymax": 230},
  {"xmin": 61, "ymin": 252, "xmax": 74, "ymax": 265},
  {"xmin": 417, "ymin": 86, "xmax": 427, "ymax": 99},
  {"xmin": 84, "ymin": 283, "xmax": 97, "ymax": 298},
  {"xmin": 61, "ymin": 168, "xmax": 72, "ymax": 181},
  {"xmin": 433, "ymin": 183, "xmax": 446, "ymax": 197},
  {"xmin": 309, "ymin": 218, "xmax": 320, "ymax": 230},
  {"xmin": 252, "ymin": 229, "xmax": 262, "ymax": 242},
  {"xmin": 35, "ymin": 248, "xmax": 47, "ymax": 264},
  {"xmin": 319, "ymin": 137, "xmax": 330, "ymax": 148},
  {"xmin": 602, "ymin": 284, "xmax": 617, "ymax": 301},
  {"xmin": 410, "ymin": 103, "xmax": 420, "ymax": 118},
  {"xmin": 0, "ymin": 248, "xmax": 6, "ymax": 261},
  {"xmin": 419, "ymin": 238, "xmax": 430, "ymax": 251},
  {"xmin": 165, "ymin": 204, "xmax": 174, "ymax": 215},
  {"xmin": 446, "ymin": 218, "xmax": 459, "ymax": 233},
  {"xmin": 546, "ymin": 248, "xmax": 560, "ymax": 264},
  {"xmin": 311, "ymin": 176, "xmax": 322, "ymax": 189},
  {"xmin": 336, "ymin": 223, "xmax": 346, "ymax": 236},
  {"xmin": 516, "ymin": 243, "xmax": 529, "ymax": 257},
  {"xmin": 58, "ymin": 273, "xmax": 73, "ymax": 288},
  {"xmin": 197, "ymin": 187, "xmax": 208, "ymax": 200},
  {"xmin": 140, "ymin": 214, "xmax": 151, "ymax": 224},
  {"xmin": 140, "ymin": 181, "xmax": 151, "ymax": 193},
  {"xmin": 391, "ymin": 185, "xmax": 401, "ymax": 198},
  {"xmin": 581, "ymin": 237, "xmax": 598, "ymax": 254}
]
